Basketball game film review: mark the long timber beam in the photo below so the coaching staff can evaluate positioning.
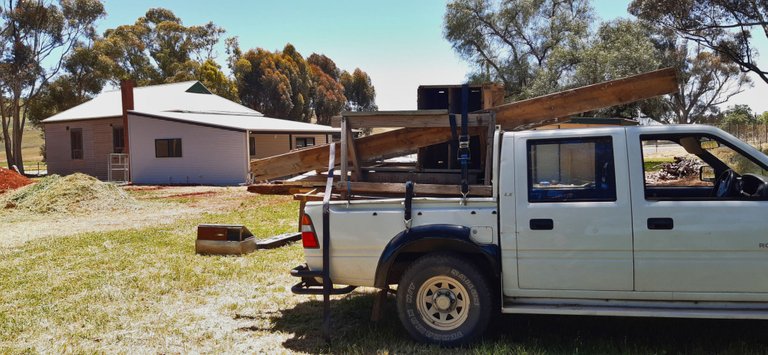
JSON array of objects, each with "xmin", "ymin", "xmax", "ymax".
[{"xmin": 250, "ymin": 127, "xmax": 484, "ymax": 181}]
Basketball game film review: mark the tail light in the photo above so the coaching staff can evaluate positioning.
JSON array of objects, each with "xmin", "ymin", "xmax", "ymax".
[{"xmin": 300, "ymin": 214, "xmax": 320, "ymax": 249}]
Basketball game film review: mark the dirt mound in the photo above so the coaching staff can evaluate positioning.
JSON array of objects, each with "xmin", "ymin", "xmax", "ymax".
[
  {"xmin": 2, "ymin": 173, "xmax": 138, "ymax": 213},
  {"xmin": 0, "ymin": 167, "xmax": 32, "ymax": 193}
]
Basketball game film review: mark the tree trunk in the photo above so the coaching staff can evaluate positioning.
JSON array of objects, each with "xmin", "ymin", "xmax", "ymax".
[{"xmin": 13, "ymin": 112, "xmax": 24, "ymax": 174}]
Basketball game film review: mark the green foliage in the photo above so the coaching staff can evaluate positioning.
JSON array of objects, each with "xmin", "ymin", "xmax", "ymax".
[
  {"xmin": 28, "ymin": 43, "xmax": 112, "ymax": 125},
  {"xmin": 0, "ymin": 0, "xmax": 105, "ymax": 172},
  {"xmin": 229, "ymin": 41, "xmax": 375, "ymax": 122},
  {"xmin": 759, "ymin": 111, "xmax": 768, "ymax": 124},
  {"xmin": 721, "ymin": 104, "xmax": 757, "ymax": 125},
  {"xmin": 572, "ymin": 19, "xmax": 662, "ymax": 118},
  {"xmin": 194, "ymin": 59, "xmax": 237, "ymax": 101},
  {"xmin": 309, "ymin": 64, "xmax": 346, "ymax": 125},
  {"xmin": 443, "ymin": 1, "xmax": 750, "ymax": 125},
  {"xmin": 663, "ymin": 45, "xmax": 750, "ymax": 124},
  {"xmin": 444, "ymin": 0, "xmax": 593, "ymax": 99},
  {"xmin": 27, "ymin": 7, "xmax": 237, "ymax": 126},
  {"xmin": 630, "ymin": 0, "xmax": 768, "ymax": 84},
  {"xmin": 340, "ymin": 68, "xmax": 377, "ymax": 112},
  {"xmin": 98, "ymin": 7, "xmax": 226, "ymax": 86}
]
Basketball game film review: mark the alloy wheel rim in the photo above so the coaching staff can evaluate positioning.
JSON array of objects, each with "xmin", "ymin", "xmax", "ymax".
[{"xmin": 416, "ymin": 275, "xmax": 470, "ymax": 331}]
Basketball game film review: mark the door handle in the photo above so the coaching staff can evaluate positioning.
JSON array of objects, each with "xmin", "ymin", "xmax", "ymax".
[
  {"xmin": 647, "ymin": 218, "xmax": 674, "ymax": 230},
  {"xmin": 530, "ymin": 218, "xmax": 554, "ymax": 230}
]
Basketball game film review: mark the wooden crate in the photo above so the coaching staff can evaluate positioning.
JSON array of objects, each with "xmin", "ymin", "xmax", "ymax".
[{"xmin": 196, "ymin": 224, "xmax": 256, "ymax": 255}]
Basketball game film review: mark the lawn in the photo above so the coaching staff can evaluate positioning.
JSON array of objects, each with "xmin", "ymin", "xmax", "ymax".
[{"xmin": 2, "ymin": 188, "xmax": 768, "ymax": 353}]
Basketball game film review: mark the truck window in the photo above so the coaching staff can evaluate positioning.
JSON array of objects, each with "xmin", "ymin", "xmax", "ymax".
[
  {"xmin": 641, "ymin": 139, "xmax": 712, "ymax": 189},
  {"xmin": 641, "ymin": 134, "xmax": 768, "ymax": 200},
  {"xmin": 527, "ymin": 137, "xmax": 616, "ymax": 202}
]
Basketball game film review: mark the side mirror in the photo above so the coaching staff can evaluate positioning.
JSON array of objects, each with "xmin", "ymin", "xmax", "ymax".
[{"xmin": 700, "ymin": 166, "xmax": 716, "ymax": 182}]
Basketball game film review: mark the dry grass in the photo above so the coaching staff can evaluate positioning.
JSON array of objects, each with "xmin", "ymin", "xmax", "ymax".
[
  {"xmin": 2, "ymin": 186, "xmax": 768, "ymax": 353},
  {"xmin": 0, "ymin": 125, "xmax": 44, "ymax": 164}
]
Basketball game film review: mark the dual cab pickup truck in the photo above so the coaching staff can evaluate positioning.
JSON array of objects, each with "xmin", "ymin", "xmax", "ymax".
[{"xmin": 291, "ymin": 125, "xmax": 768, "ymax": 346}]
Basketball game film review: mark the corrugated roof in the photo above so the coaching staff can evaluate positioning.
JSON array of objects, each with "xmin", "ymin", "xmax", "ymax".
[
  {"xmin": 131, "ymin": 110, "xmax": 339, "ymax": 133},
  {"xmin": 42, "ymin": 81, "xmax": 261, "ymax": 122}
]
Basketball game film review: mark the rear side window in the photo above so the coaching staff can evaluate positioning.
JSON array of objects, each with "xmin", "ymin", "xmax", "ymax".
[{"xmin": 527, "ymin": 137, "xmax": 616, "ymax": 202}]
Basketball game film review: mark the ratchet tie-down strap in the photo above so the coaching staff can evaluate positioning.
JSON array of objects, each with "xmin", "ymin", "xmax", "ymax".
[
  {"xmin": 458, "ymin": 84, "xmax": 471, "ymax": 200},
  {"xmin": 321, "ymin": 142, "xmax": 335, "ymax": 342}
]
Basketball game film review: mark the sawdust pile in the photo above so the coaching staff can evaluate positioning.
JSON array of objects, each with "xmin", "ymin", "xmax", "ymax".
[
  {"xmin": 2, "ymin": 173, "xmax": 138, "ymax": 213},
  {"xmin": 0, "ymin": 167, "xmax": 32, "ymax": 193}
]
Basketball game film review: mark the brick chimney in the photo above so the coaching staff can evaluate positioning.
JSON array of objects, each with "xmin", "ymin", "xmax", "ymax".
[{"xmin": 120, "ymin": 80, "xmax": 135, "ymax": 154}]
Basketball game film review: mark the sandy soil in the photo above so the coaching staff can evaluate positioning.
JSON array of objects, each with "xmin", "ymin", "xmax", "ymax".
[{"xmin": 0, "ymin": 185, "xmax": 255, "ymax": 249}]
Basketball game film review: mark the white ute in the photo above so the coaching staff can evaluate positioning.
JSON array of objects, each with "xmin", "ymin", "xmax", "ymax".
[{"xmin": 291, "ymin": 125, "xmax": 768, "ymax": 346}]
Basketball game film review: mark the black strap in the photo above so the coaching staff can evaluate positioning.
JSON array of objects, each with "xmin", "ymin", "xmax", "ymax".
[
  {"xmin": 458, "ymin": 84, "xmax": 470, "ymax": 197},
  {"xmin": 404, "ymin": 181, "xmax": 414, "ymax": 228},
  {"xmin": 448, "ymin": 114, "xmax": 458, "ymax": 163}
]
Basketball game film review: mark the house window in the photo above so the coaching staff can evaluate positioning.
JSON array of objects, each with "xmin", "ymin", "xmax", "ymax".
[
  {"xmin": 249, "ymin": 136, "xmax": 256, "ymax": 156},
  {"xmin": 70, "ymin": 128, "xmax": 83, "ymax": 160},
  {"xmin": 113, "ymin": 126, "xmax": 125, "ymax": 153},
  {"xmin": 295, "ymin": 137, "xmax": 315, "ymax": 149},
  {"xmin": 155, "ymin": 138, "xmax": 182, "ymax": 158},
  {"xmin": 527, "ymin": 137, "xmax": 616, "ymax": 202}
]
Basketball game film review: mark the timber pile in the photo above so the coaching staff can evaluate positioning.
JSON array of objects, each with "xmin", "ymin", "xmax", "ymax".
[{"xmin": 248, "ymin": 68, "xmax": 679, "ymax": 199}]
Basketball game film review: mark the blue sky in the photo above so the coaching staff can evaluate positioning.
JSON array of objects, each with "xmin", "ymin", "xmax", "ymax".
[{"xmin": 100, "ymin": 0, "xmax": 767, "ymax": 113}]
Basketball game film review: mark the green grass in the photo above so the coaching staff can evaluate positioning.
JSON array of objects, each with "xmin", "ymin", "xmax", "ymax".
[
  {"xmin": 2, "ymin": 193, "xmax": 768, "ymax": 353},
  {"xmin": 0, "ymin": 125, "xmax": 45, "ymax": 165},
  {"xmin": 643, "ymin": 157, "xmax": 674, "ymax": 172}
]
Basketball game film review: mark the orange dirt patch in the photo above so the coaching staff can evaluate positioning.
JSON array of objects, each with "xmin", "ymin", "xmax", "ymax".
[{"xmin": 0, "ymin": 167, "xmax": 32, "ymax": 193}]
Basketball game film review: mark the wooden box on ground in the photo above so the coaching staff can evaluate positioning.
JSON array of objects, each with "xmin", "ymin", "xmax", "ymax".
[{"xmin": 195, "ymin": 224, "xmax": 256, "ymax": 255}]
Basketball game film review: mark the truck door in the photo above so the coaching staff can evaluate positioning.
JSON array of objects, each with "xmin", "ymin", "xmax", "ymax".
[
  {"xmin": 628, "ymin": 129, "xmax": 768, "ymax": 293},
  {"xmin": 513, "ymin": 130, "xmax": 634, "ymax": 291}
]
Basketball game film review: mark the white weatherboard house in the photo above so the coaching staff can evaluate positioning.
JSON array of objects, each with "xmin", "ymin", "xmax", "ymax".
[{"xmin": 42, "ymin": 81, "xmax": 338, "ymax": 185}]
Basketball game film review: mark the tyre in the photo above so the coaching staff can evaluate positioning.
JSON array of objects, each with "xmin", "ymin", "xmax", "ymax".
[{"xmin": 396, "ymin": 252, "xmax": 493, "ymax": 346}]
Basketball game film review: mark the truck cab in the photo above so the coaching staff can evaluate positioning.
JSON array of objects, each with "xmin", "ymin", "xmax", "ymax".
[{"xmin": 292, "ymin": 125, "xmax": 768, "ymax": 346}]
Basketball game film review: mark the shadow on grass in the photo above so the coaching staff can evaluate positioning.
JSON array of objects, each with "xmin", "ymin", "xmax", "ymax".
[
  {"xmin": 259, "ymin": 291, "xmax": 768, "ymax": 354},
  {"xmin": 486, "ymin": 314, "xmax": 768, "ymax": 353},
  {"xmin": 265, "ymin": 292, "xmax": 430, "ymax": 353}
]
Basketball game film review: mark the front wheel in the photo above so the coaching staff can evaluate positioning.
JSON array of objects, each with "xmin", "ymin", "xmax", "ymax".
[{"xmin": 396, "ymin": 253, "xmax": 493, "ymax": 346}]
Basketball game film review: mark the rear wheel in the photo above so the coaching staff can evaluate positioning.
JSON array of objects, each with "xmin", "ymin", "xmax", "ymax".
[{"xmin": 396, "ymin": 253, "xmax": 492, "ymax": 346}]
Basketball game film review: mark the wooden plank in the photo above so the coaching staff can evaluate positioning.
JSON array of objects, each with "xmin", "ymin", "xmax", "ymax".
[
  {"xmin": 493, "ymin": 68, "xmax": 678, "ymax": 129},
  {"xmin": 337, "ymin": 181, "xmax": 493, "ymax": 197},
  {"xmin": 482, "ymin": 83, "xmax": 505, "ymax": 109},
  {"xmin": 247, "ymin": 183, "xmax": 320, "ymax": 195},
  {"xmin": 346, "ymin": 123, "xmax": 363, "ymax": 181},
  {"xmin": 332, "ymin": 111, "xmax": 493, "ymax": 129},
  {"xmin": 250, "ymin": 126, "xmax": 483, "ymax": 181},
  {"xmin": 255, "ymin": 232, "xmax": 302, "ymax": 249},
  {"xmin": 484, "ymin": 112, "xmax": 496, "ymax": 184}
]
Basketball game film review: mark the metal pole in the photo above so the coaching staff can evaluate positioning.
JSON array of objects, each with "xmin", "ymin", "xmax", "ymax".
[{"xmin": 321, "ymin": 142, "xmax": 336, "ymax": 343}]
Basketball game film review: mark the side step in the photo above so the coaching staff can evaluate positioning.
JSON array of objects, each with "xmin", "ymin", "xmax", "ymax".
[
  {"xmin": 290, "ymin": 264, "xmax": 357, "ymax": 295},
  {"xmin": 502, "ymin": 303, "xmax": 768, "ymax": 320}
]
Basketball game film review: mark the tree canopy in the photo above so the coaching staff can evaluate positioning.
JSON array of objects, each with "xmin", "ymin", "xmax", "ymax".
[
  {"xmin": 629, "ymin": 0, "xmax": 768, "ymax": 84},
  {"xmin": 1, "ymin": 0, "xmax": 105, "ymax": 172},
  {"xmin": 444, "ymin": 0, "xmax": 593, "ymax": 99},
  {"xmin": 228, "ymin": 41, "xmax": 376, "ymax": 122},
  {"xmin": 443, "ymin": 0, "xmax": 754, "ymax": 125}
]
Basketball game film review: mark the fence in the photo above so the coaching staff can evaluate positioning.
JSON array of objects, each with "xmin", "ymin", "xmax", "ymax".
[
  {"xmin": 721, "ymin": 123, "xmax": 768, "ymax": 150},
  {"xmin": 24, "ymin": 161, "xmax": 47, "ymax": 176}
]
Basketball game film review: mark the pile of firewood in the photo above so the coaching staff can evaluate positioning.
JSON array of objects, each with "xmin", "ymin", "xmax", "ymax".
[{"xmin": 652, "ymin": 156, "xmax": 703, "ymax": 181}]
